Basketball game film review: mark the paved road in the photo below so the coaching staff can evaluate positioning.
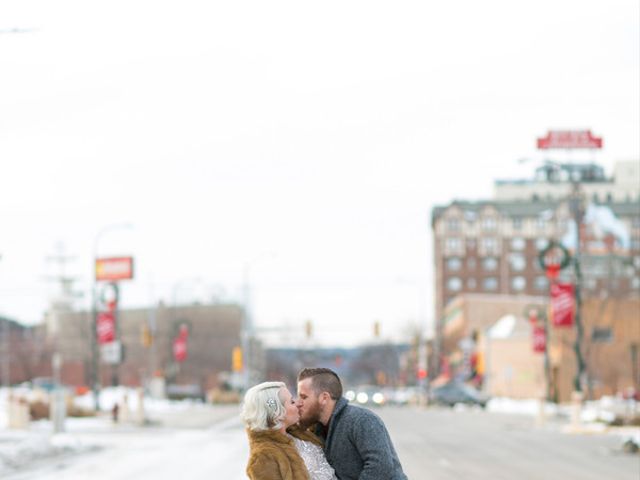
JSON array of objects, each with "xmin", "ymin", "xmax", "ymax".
[
  {"xmin": 5, "ymin": 405, "xmax": 639, "ymax": 479},
  {"xmin": 379, "ymin": 406, "xmax": 638, "ymax": 480}
]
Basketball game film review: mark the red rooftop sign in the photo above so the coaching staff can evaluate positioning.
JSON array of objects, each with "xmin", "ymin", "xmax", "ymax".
[{"xmin": 537, "ymin": 130, "xmax": 602, "ymax": 150}]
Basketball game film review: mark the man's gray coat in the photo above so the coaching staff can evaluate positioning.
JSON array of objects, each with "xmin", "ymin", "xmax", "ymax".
[{"xmin": 314, "ymin": 397, "xmax": 408, "ymax": 480}]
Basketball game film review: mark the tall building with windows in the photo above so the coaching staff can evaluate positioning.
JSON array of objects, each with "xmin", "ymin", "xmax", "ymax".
[{"xmin": 431, "ymin": 160, "xmax": 640, "ymax": 330}]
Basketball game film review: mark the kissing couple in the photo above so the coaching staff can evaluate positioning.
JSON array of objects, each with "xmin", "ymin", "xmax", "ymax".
[{"xmin": 241, "ymin": 367, "xmax": 408, "ymax": 480}]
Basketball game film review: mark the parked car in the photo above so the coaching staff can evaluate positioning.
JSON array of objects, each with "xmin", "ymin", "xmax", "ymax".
[{"xmin": 430, "ymin": 381, "xmax": 489, "ymax": 408}]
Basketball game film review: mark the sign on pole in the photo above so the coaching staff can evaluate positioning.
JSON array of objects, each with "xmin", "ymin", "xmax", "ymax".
[
  {"xmin": 173, "ymin": 325, "xmax": 189, "ymax": 363},
  {"xmin": 101, "ymin": 341, "xmax": 122, "ymax": 364},
  {"xmin": 532, "ymin": 325, "xmax": 546, "ymax": 353},
  {"xmin": 95, "ymin": 257, "xmax": 134, "ymax": 282},
  {"xmin": 550, "ymin": 283, "xmax": 575, "ymax": 327},
  {"xmin": 97, "ymin": 311, "xmax": 115, "ymax": 344}
]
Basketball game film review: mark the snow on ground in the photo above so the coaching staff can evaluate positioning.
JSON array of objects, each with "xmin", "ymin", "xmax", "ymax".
[
  {"xmin": 1, "ymin": 387, "xmax": 638, "ymax": 477},
  {"xmin": 0, "ymin": 386, "xmax": 225, "ymax": 478}
]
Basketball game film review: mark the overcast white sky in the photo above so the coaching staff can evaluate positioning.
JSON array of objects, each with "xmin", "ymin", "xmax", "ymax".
[{"xmin": 1, "ymin": 0, "xmax": 638, "ymax": 346}]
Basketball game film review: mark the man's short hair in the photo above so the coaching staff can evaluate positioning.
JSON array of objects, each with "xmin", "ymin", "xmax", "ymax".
[{"xmin": 297, "ymin": 367, "xmax": 343, "ymax": 400}]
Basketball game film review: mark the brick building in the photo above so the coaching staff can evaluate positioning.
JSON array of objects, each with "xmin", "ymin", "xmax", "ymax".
[
  {"xmin": 440, "ymin": 294, "xmax": 640, "ymax": 402},
  {"xmin": 47, "ymin": 302, "xmax": 244, "ymax": 393},
  {"xmin": 430, "ymin": 160, "xmax": 640, "ymax": 399}
]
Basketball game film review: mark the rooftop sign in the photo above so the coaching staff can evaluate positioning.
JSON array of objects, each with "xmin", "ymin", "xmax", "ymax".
[{"xmin": 537, "ymin": 130, "xmax": 602, "ymax": 149}]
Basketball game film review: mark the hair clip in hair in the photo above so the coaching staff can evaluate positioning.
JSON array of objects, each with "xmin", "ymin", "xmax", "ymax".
[{"xmin": 266, "ymin": 398, "xmax": 277, "ymax": 409}]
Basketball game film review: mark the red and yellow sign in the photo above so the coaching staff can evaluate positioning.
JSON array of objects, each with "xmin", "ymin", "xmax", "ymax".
[{"xmin": 95, "ymin": 257, "xmax": 134, "ymax": 281}]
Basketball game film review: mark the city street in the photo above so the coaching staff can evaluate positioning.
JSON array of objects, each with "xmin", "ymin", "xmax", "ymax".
[{"xmin": 4, "ymin": 405, "xmax": 638, "ymax": 480}]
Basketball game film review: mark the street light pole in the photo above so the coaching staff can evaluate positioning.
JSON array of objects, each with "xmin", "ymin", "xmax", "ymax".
[
  {"xmin": 569, "ymin": 183, "xmax": 587, "ymax": 393},
  {"xmin": 91, "ymin": 223, "xmax": 133, "ymax": 410}
]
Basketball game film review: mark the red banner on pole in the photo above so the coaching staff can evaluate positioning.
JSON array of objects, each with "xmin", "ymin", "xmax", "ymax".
[
  {"xmin": 532, "ymin": 325, "xmax": 546, "ymax": 353},
  {"xmin": 97, "ymin": 311, "xmax": 115, "ymax": 344},
  {"xmin": 173, "ymin": 325, "xmax": 189, "ymax": 362},
  {"xmin": 550, "ymin": 283, "xmax": 575, "ymax": 327}
]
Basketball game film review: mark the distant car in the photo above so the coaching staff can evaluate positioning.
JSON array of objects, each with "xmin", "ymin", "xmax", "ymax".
[
  {"xmin": 430, "ymin": 381, "xmax": 488, "ymax": 408},
  {"xmin": 348, "ymin": 385, "xmax": 386, "ymax": 406}
]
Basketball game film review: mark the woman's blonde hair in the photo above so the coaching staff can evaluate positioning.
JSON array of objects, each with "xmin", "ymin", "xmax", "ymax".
[{"xmin": 240, "ymin": 381, "xmax": 287, "ymax": 431}]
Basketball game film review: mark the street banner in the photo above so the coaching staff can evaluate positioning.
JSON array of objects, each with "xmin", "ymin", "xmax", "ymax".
[
  {"xmin": 532, "ymin": 325, "xmax": 546, "ymax": 353},
  {"xmin": 97, "ymin": 311, "xmax": 115, "ymax": 344},
  {"xmin": 550, "ymin": 283, "xmax": 575, "ymax": 327},
  {"xmin": 173, "ymin": 325, "xmax": 189, "ymax": 362}
]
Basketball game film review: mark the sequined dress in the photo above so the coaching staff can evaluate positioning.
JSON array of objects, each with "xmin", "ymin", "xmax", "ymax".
[{"xmin": 288, "ymin": 434, "xmax": 338, "ymax": 480}]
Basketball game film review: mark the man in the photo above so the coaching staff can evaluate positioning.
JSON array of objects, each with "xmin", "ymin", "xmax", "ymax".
[{"xmin": 296, "ymin": 367, "xmax": 408, "ymax": 480}]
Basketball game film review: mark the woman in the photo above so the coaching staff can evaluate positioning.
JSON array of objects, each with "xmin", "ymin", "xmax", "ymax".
[{"xmin": 241, "ymin": 381, "xmax": 338, "ymax": 480}]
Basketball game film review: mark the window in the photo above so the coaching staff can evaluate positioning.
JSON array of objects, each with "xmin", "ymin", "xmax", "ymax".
[
  {"xmin": 509, "ymin": 254, "xmax": 526, "ymax": 271},
  {"xmin": 536, "ymin": 218, "xmax": 547, "ymax": 230},
  {"xmin": 447, "ymin": 218, "xmax": 460, "ymax": 232},
  {"xmin": 483, "ymin": 277, "xmax": 498, "ymax": 291},
  {"xmin": 511, "ymin": 237, "xmax": 526, "ymax": 250},
  {"xmin": 591, "ymin": 327, "xmax": 613, "ymax": 343},
  {"xmin": 512, "ymin": 218, "xmax": 523, "ymax": 231},
  {"xmin": 511, "ymin": 276, "xmax": 526, "ymax": 291},
  {"xmin": 534, "ymin": 276, "xmax": 548, "ymax": 291},
  {"xmin": 557, "ymin": 219, "xmax": 568, "ymax": 234},
  {"xmin": 445, "ymin": 238, "xmax": 464, "ymax": 254},
  {"xmin": 631, "ymin": 276, "xmax": 640, "ymax": 290},
  {"xmin": 447, "ymin": 277, "xmax": 462, "ymax": 291},
  {"xmin": 446, "ymin": 257, "xmax": 462, "ymax": 271},
  {"xmin": 536, "ymin": 238, "xmax": 549, "ymax": 251},
  {"xmin": 584, "ymin": 278, "xmax": 598, "ymax": 291},
  {"xmin": 482, "ymin": 257, "xmax": 498, "ymax": 271},
  {"xmin": 481, "ymin": 237, "xmax": 500, "ymax": 255},
  {"xmin": 482, "ymin": 217, "xmax": 497, "ymax": 232}
]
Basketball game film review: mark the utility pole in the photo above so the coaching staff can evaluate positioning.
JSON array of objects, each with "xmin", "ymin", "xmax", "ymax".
[
  {"xmin": 44, "ymin": 243, "xmax": 82, "ymax": 389},
  {"xmin": 0, "ymin": 254, "xmax": 10, "ymax": 388}
]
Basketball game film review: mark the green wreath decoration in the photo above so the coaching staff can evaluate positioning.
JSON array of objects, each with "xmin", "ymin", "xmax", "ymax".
[{"xmin": 537, "ymin": 240, "xmax": 572, "ymax": 271}]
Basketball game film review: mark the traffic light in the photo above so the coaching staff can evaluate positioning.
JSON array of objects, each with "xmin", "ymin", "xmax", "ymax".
[
  {"xmin": 141, "ymin": 324, "xmax": 153, "ymax": 348},
  {"xmin": 232, "ymin": 346, "xmax": 243, "ymax": 372},
  {"xmin": 305, "ymin": 319, "xmax": 313, "ymax": 339}
]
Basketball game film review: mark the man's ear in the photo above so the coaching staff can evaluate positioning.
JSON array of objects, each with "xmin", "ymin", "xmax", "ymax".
[{"xmin": 319, "ymin": 391, "xmax": 331, "ymax": 405}]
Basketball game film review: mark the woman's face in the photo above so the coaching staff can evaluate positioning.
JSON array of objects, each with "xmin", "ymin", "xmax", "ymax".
[{"xmin": 279, "ymin": 388, "xmax": 300, "ymax": 429}]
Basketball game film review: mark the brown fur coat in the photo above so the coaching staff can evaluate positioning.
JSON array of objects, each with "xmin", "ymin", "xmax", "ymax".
[{"xmin": 245, "ymin": 426, "xmax": 323, "ymax": 480}]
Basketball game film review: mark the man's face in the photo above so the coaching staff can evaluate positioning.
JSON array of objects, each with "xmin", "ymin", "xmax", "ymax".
[{"xmin": 296, "ymin": 378, "xmax": 323, "ymax": 427}]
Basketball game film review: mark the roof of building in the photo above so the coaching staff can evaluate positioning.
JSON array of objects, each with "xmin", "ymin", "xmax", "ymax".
[{"xmin": 431, "ymin": 199, "xmax": 640, "ymax": 225}]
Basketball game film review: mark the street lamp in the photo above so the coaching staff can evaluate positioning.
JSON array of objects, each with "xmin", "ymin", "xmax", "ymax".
[
  {"xmin": 521, "ymin": 158, "xmax": 588, "ymax": 393},
  {"xmin": 91, "ymin": 222, "xmax": 133, "ymax": 410}
]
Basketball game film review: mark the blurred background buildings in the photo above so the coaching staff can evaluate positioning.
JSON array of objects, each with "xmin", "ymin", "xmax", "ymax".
[{"xmin": 432, "ymin": 159, "xmax": 640, "ymax": 402}]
